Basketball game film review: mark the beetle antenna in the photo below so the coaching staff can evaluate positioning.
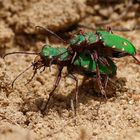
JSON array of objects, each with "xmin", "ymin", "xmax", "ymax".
[
  {"xmin": 11, "ymin": 64, "xmax": 33, "ymax": 88},
  {"xmin": 3, "ymin": 52, "xmax": 39, "ymax": 59},
  {"xmin": 35, "ymin": 26, "xmax": 66, "ymax": 43}
]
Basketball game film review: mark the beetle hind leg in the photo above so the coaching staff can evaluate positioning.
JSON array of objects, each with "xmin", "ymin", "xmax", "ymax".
[
  {"xmin": 67, "ymin": 66, "xmax": 79, "ymax": 117},
  {"xmin": 91, "ymin": 52, "xmax": 107, "ymax": 99},
  {"xmin": 132, "ymin": 55, "xmax": 140, "ymax": 64},
  {"xmin": 69, "ymin": 74, "xmax": 78, "ymax": 117}
]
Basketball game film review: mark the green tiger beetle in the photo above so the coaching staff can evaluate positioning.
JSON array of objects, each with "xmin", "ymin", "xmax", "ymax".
[
  {"xmin": 69, "ymin": 29, "xmax": 140, "ymax": 61},
  {"xmin": 3, "ymin": 45, "xmax": 116, "ymax": 115}
]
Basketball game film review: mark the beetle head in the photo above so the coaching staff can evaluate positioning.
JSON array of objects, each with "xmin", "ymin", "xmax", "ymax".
[{"xmin": 32, "ymin": 55, "xmax": 44, "ymax": 70}]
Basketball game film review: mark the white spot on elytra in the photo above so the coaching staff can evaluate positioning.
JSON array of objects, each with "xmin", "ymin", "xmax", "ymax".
[
  {"xmin": 112, "ymin": 45, "xmax": 116, "ymax": 48},
  {"xmin": 122, "ymin": 48, "xmax": 125, "ymax": 51},
  {"xmin": 123, "ymin": 42, "xmax": 128, "ymax": 46},
  {"xmin": 84, "ymin": 65, "xmax": 88, "ymax": 68}
]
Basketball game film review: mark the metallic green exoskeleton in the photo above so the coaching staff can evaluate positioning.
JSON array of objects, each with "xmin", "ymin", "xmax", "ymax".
[
  {"xmin": 40, "ymin": 45, "xmax": 116, "ymax": 76},
  {"xmin": 69, "ymin": 30, "xmax": 138, "ymax": 59},
  {"xmin": 96, "ymin": 30, "xmax": 136, "ymax": 56}
]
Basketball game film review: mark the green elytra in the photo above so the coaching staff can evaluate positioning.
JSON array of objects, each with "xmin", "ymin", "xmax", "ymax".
[
  {"xmin": 40, "ymin": 45, "xmax": 116, "ymax": 75},
  {"xmin": 69, "ymin": 30, "xmax": 136, "ymax": 56},
  {"xmin": 96, "ymin": 30, "xmax": 136, "ymax": 55}
]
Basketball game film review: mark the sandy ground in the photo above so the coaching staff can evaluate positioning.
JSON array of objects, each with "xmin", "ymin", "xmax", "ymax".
[{"xmin": 0, "ymin": 0, "xmax": 140, "ymax": 140}]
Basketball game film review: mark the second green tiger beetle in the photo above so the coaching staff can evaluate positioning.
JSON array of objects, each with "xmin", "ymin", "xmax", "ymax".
[{"xmin": 69, "ymin": 28, "xmax": 140, "ymax": 62}]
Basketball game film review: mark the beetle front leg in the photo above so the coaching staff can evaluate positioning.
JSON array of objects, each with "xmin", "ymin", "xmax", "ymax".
[
  {"xmin": 25, "ymin": 69, "xmax": 37, "ymax": 85},
  {"xmin": 40, "ymin": 66, "xmax": 63, "ymax": 114}
]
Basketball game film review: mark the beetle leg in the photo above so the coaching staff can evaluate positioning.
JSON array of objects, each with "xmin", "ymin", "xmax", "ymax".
[
  {"xmin": 91, "ymin": 51, "xmax": 107, "ymax": 99},
  {"xmin": 49, "ymin": 58, "xmax": 55, "ymax": 72},
  {"xmin": 41, "ymin": 66, "xmax": 63, "ymax": 114},
  {"xmin": 71, "ymin": 52, "xmax": 77, "ymax": 64},
  {"xmin": 11, "ymin": 65, "xmax": 33, "ymax": 88},
  {"xmin": 68, "ymin": 74, "xmax": 79, "ymax": 117},
  {"xmin": 132, "ymin": 55, "xmax": 140, "ymax": 64},
  {"xmin": 67, "ymin": 65, "xmax": 79, "ymax": 117},
  {"xmin": 71, "ymin": 52, "xmax": 83, "ymax": 67},
  {"xmin": 40, "ymin": 66, "xmax": 46, "ymax": 73},
  {"xmin": 98, "ymin": 57, "xmax": 110, "ymax": 67},
  {"xmin": 93, "ymin": 57, "xmax": 110, "ymax": 90},
  {"xmin": 103, "ymin": 75, "xmax": 109, "ymax": 90},
  {"xmin": 25, "ymin": 69, "xmax": 37, "ymax": 85}
]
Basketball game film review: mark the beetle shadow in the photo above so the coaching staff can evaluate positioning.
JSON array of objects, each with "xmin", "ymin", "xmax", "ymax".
[
  {"xmin": 64, "ymin": 77, "xmax": 117, "ymax": 109},
  {"xmin": 38, "ymin": 77, "xmax": 126, "ymax": 114},
  {"xmin": 22, "ymin": 76, "xmax": 126, "ymax": 116}
]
